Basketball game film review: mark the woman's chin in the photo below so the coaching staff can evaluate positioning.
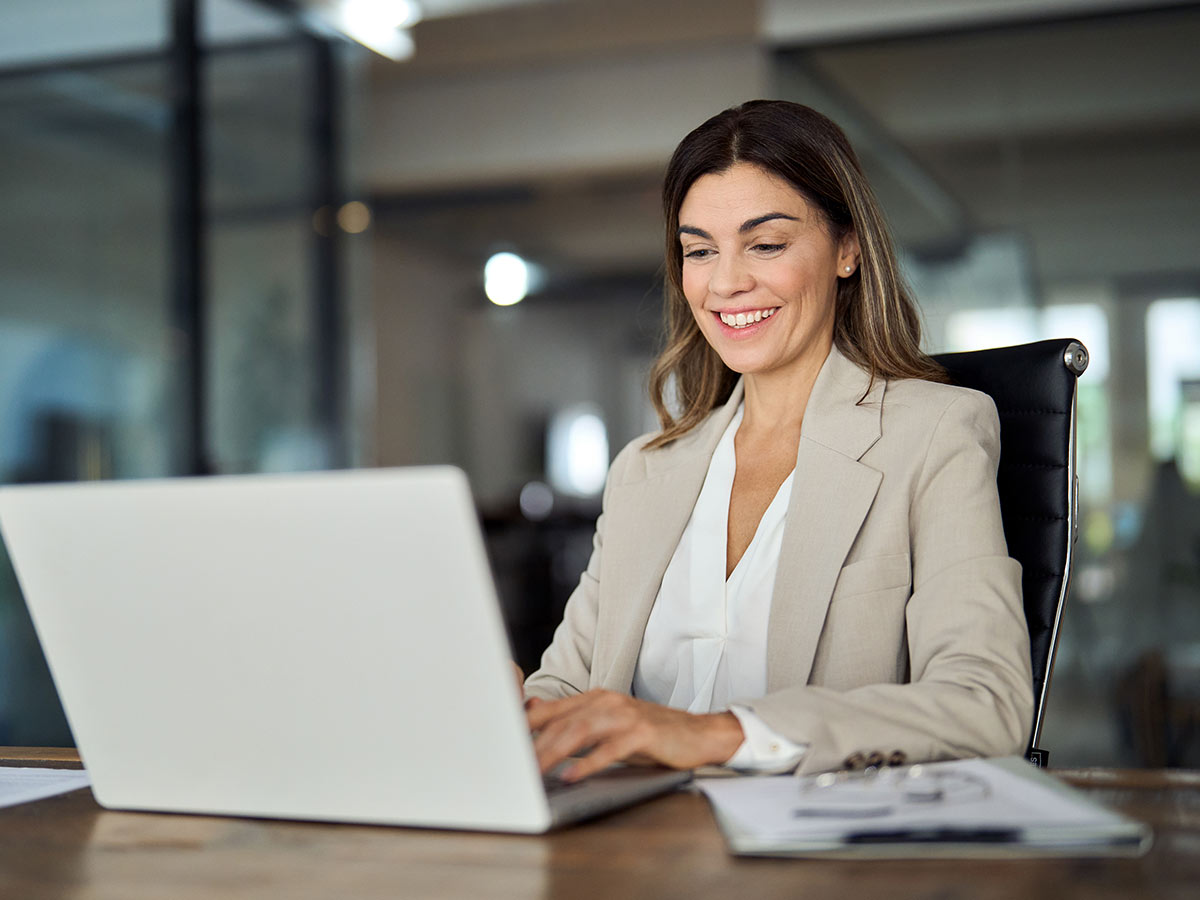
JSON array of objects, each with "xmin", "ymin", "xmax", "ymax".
[{"xmin": 714, "ymin": 351, "xmax": 773, "ymax": 377}]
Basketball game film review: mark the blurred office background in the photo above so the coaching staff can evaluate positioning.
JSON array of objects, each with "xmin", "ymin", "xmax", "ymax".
[{"xmin": 1, "ymin": 0, "xmax": 1197, "ymax": 766}]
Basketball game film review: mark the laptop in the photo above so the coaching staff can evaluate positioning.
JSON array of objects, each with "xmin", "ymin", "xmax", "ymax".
[{"xmin": 0, "ymin": 467, "xmax": 689, "ymax": 832}]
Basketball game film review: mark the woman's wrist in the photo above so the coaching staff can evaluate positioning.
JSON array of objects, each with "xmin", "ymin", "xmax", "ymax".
[{"xmin": 701, "ymin": 711, "xmax": 745, "ymax": 765}]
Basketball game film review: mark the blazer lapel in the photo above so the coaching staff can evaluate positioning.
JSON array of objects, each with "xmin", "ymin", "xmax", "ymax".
[
  {"xmin": 596, "ymin": 383, "xmax": 744, "ymax": 692},
  {"xmin": 766, "ymin": 347, "xmax": 886, "ymax": 690}
]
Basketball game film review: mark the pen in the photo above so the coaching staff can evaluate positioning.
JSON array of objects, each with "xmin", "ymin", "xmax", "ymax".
[{"xmin": 845, "ymin": 828, "xmax": 1021, "ymax": 844}]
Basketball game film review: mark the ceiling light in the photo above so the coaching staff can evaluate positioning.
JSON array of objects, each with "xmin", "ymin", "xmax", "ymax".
[
  {"xmin": 302, "ymin": 1, "xmax": 421, "ymax": 61},
  {"xmin": 342, "ymin": 0, "xmax": 422, "ymax": 32},
  {"xmin": 484, "ymin": 252, "xmax": 530, "ymax": 307}
]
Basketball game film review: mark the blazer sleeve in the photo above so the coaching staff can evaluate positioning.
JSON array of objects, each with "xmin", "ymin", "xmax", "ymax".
[
  {"xmin": 740, "ymin": 392, "xmax": 1035, "ymax": 774},
  {"xmin": 522, "ymin": 440, "xmax": 638, "ymax": 700}
]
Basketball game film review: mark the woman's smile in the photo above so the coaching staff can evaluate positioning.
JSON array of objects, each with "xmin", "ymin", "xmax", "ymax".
[
  {"xmin": 717, "ymin": 307, "xmax": 778, "ymax": 328},
  {"xmin": 714, "ymin": 306, "xmax": 780, "ymax": 338}
]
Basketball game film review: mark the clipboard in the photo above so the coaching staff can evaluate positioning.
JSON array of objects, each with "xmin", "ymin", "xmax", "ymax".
[{"xmin": 697, "ymin": 757, "xmax": 1151, "ymax": 858}]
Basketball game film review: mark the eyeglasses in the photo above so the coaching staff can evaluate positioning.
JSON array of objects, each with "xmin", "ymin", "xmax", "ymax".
[{"xmin": 792, "ymin": 765, "xmax": 992, "ymax": 819}]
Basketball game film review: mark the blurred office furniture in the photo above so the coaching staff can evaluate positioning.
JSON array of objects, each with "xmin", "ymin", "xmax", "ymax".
[
  {"xmin": 0, "ymin": 748, "xmax": 1195, "ymax": 896},
  {"xmin": 935, "ymin": 338, "xmax": 1089, "ymax": 765},
  {"xmin": 484, "ymin": 506, "xmax": 599, "ymax": 676},
  {"xmin": 0, "ymin": 410, "xmax": 112, "ymax": 747},
  {"xmin": 1113, "ymin": 650, "xmax": 1200, "ymax": 769},
  {"xmin": 1113, "ymin": 458, "xmax": 1200, "ymax": 767},
  {"xmin": 10, "ymin": 412, "xmax": 113, "ymax": 486}
]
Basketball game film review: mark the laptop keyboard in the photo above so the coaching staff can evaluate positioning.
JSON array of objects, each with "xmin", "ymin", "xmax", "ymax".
[{"xmin": 542, "ymin": 771, "xmax": 587, "ymax": 796}]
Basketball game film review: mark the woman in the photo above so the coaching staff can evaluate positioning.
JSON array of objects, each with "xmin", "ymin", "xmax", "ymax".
[{"xmin": 523, "ymin": 100, "xmax": 1033, "ymax": 780}]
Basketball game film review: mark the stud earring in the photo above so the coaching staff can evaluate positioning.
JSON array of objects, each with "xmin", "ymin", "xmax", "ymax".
[{"xmin": 844, "ymin": 265, "xmax": 853, "ymax": 273}]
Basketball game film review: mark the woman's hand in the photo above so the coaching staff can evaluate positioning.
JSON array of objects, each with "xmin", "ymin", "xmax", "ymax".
[{"xmin": 525, "ymin": 689, "xmax": 744, "ymax": 781}]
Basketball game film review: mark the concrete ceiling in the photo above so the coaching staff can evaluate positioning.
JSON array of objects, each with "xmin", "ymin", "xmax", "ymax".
[
  {"xmin": 366, "ymin": 1, "xmax": 1200, "ymax": 290},
  {"xmin": 2, "ymin": 0, "xmax": 1197, "ymax": 293},
  {"xmin": 805, "ymin": 5, "xmax": 1200, "ymax": 284}
]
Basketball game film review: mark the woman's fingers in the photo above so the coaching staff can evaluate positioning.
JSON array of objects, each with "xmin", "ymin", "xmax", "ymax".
[
  {"xmin": 525, "ymin": 691, "xmax": 590, "ymax": 731},
  {"xmin": 528, "ymin": 691, "xmax": 660, "ymax": 775},
  {"xmin": 531, "ymin": 692, "xmax": 625, "ymax": 772},
  {"xmin": 526, "ymin": 690, "xmax": 745, "ymax": 777},
  {"xmin": 533, "ymin": 714, "xmax": 598, "ymax": 772},
  {"xmin": 561, "ymin": 730, "xmax": 646, "ymax": 782}
]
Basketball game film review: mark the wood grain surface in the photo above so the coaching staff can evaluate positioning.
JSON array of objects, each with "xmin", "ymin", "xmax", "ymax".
[
  {"xmin": 0, "ymin": 747, "xmax": 83, "ymax": 768},
  {"xmin": 1, "ymin": 752, "xmax": 1197, "ymax": 900}
]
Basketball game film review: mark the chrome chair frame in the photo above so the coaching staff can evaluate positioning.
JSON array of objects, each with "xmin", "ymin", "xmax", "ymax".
[{"xmin": 933, "ymin": 339, "xmax": 1089, "ymax": 766}]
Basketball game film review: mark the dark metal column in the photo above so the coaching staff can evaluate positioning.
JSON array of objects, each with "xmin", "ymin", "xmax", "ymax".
[
  {"xmin": 310, "ymin": 35, "xmax": 345, "ymax": 468},
  {"xmin": 168, "ymin": 0, "xmax": 208, "ymax": 475}
]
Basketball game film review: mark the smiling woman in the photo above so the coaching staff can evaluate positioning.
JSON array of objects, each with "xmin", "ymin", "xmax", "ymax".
[
  {"xmin": 652, "ymin": 101, "xmax": 945, "ymax": 450},
  {"xmin": 678, "ymin": 164, "xmax": 850, "ymax": 396},
  {"xmin": 523, "ymin": 101, "xmax": 1033, "ymax": 781}
]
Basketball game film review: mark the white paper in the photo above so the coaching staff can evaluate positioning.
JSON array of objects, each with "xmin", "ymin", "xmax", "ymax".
[
  {"xmin": 697, "ymin": 757, "xmax": 1142, "ymax": 850},
  {"xmin": 0, "ymin": 767, "xmax": 91, "ymax": 808}
]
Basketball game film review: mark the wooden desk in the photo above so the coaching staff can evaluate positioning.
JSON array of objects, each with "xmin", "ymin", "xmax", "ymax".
[{"xmin": 2, "ymin": 750, "xmax": 1198, "ymax": 900}]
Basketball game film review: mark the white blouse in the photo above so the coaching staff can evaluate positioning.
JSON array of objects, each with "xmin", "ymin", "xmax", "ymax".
[{"xmin": 632, "ymin": 405, "xmax": 806, "ymax": 771}]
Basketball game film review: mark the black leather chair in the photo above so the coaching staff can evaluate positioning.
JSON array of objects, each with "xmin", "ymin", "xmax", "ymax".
[{"xmin": 933, "ymin": 338, "xmax": 1089, "ymax": 766}]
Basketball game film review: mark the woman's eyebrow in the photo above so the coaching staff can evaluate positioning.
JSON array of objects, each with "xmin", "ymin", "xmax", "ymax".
[
  {"xmin": 739, "ymin": 212, "xmax": 798, "ymax": 232},
  {"xmin": 677, "ymin": 213, "xmax": 799, "ymax": 240}
]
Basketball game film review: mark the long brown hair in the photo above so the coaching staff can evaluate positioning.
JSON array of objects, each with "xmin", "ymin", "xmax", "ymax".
[{"xmin": 646, "ymin": 100, "xmax": 945, "ymax": 449}]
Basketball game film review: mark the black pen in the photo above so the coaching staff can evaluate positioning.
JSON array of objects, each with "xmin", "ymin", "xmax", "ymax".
[{"xmin": 845, "ymin": 827, "xmax": 1021, "ymax": 844}]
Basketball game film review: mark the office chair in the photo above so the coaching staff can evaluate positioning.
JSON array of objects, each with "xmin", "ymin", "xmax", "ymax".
[{"xmin": 933, "ymin": 338, "xmax": 1089, "ymax": 767}]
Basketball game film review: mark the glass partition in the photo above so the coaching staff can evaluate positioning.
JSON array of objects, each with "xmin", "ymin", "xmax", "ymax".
[
  {"xmin": 207, "ymin": 41, "xmax": 323, "ymax": 474},
  {"xmin": 0, "ymin": 55, "xmax": 173, "ymax": 744},
  {"xmin": 0, "ymin": 0, "xmax": 363, "ymax": 745}
]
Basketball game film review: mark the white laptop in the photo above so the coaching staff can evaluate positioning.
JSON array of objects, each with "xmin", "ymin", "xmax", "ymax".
[{"xmin": 0, "ymin": 467, "xmax": 689, "ymax": 832}]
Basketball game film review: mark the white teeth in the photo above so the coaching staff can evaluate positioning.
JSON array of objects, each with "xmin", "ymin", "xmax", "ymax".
[{"xmin": 719, "ymin": 308, "xmax": 777, "ymax": 328}]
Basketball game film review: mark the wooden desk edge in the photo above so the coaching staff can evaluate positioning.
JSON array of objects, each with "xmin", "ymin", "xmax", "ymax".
[
  {"xmin": 1053, "ymin": 766, "xmax": 1200, "ymax": 790},
  {"xmin": 2, "ymin": 749, "xmax": 1197, "ymax": 788},
  {"xmin": 0, "ymin": 747, "xmax": 83, "ymax": 768}
]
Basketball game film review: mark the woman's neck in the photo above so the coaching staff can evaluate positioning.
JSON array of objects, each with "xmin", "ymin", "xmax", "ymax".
[{"xmin": 740, "ymin": 343, "xmax": 833, "ymax": 439}]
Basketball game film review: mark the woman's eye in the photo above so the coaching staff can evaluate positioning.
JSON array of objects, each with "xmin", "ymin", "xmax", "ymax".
[
  {"xmin": 683, "ymin": 248, "xmax": 713, "ymax": 260},
  {"xmin": 752, "ymin": 243, "xmax": 786, "ymax": 253}
]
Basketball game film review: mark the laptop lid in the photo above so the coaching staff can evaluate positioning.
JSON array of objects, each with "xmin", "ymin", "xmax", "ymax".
[{"xmin": 0, "ymin": 467, "xmax": 555, "ymax": 832}]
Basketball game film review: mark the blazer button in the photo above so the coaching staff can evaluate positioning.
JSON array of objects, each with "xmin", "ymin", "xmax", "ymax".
[
  {"xmin": 887, "ymin": 750, "xmax": 908, "ymax": 767},
  {"xmin": 843, "ymin": 752, "xmax": 866, "ymax": 770}
]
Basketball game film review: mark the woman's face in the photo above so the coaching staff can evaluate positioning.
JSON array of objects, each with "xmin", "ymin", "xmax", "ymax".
[{"xmin": 677, "ymin": 162, "xmax": 858, "ymax": 380}]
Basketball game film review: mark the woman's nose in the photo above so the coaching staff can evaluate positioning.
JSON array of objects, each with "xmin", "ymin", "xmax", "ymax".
[{"xmin": 709, "ymin": 253, "xmax": 754, "ymax": 298}]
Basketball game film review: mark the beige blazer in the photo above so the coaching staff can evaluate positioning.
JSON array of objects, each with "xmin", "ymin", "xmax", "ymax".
[{"xmin": 525, "ymin": 346, "xmax": 1034, "ymax": 774}]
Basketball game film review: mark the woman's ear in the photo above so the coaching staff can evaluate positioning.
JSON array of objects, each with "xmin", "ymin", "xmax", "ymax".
[{"xmin": 838, "ymin": 230, "xmax": 861, "ymax": 276}]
